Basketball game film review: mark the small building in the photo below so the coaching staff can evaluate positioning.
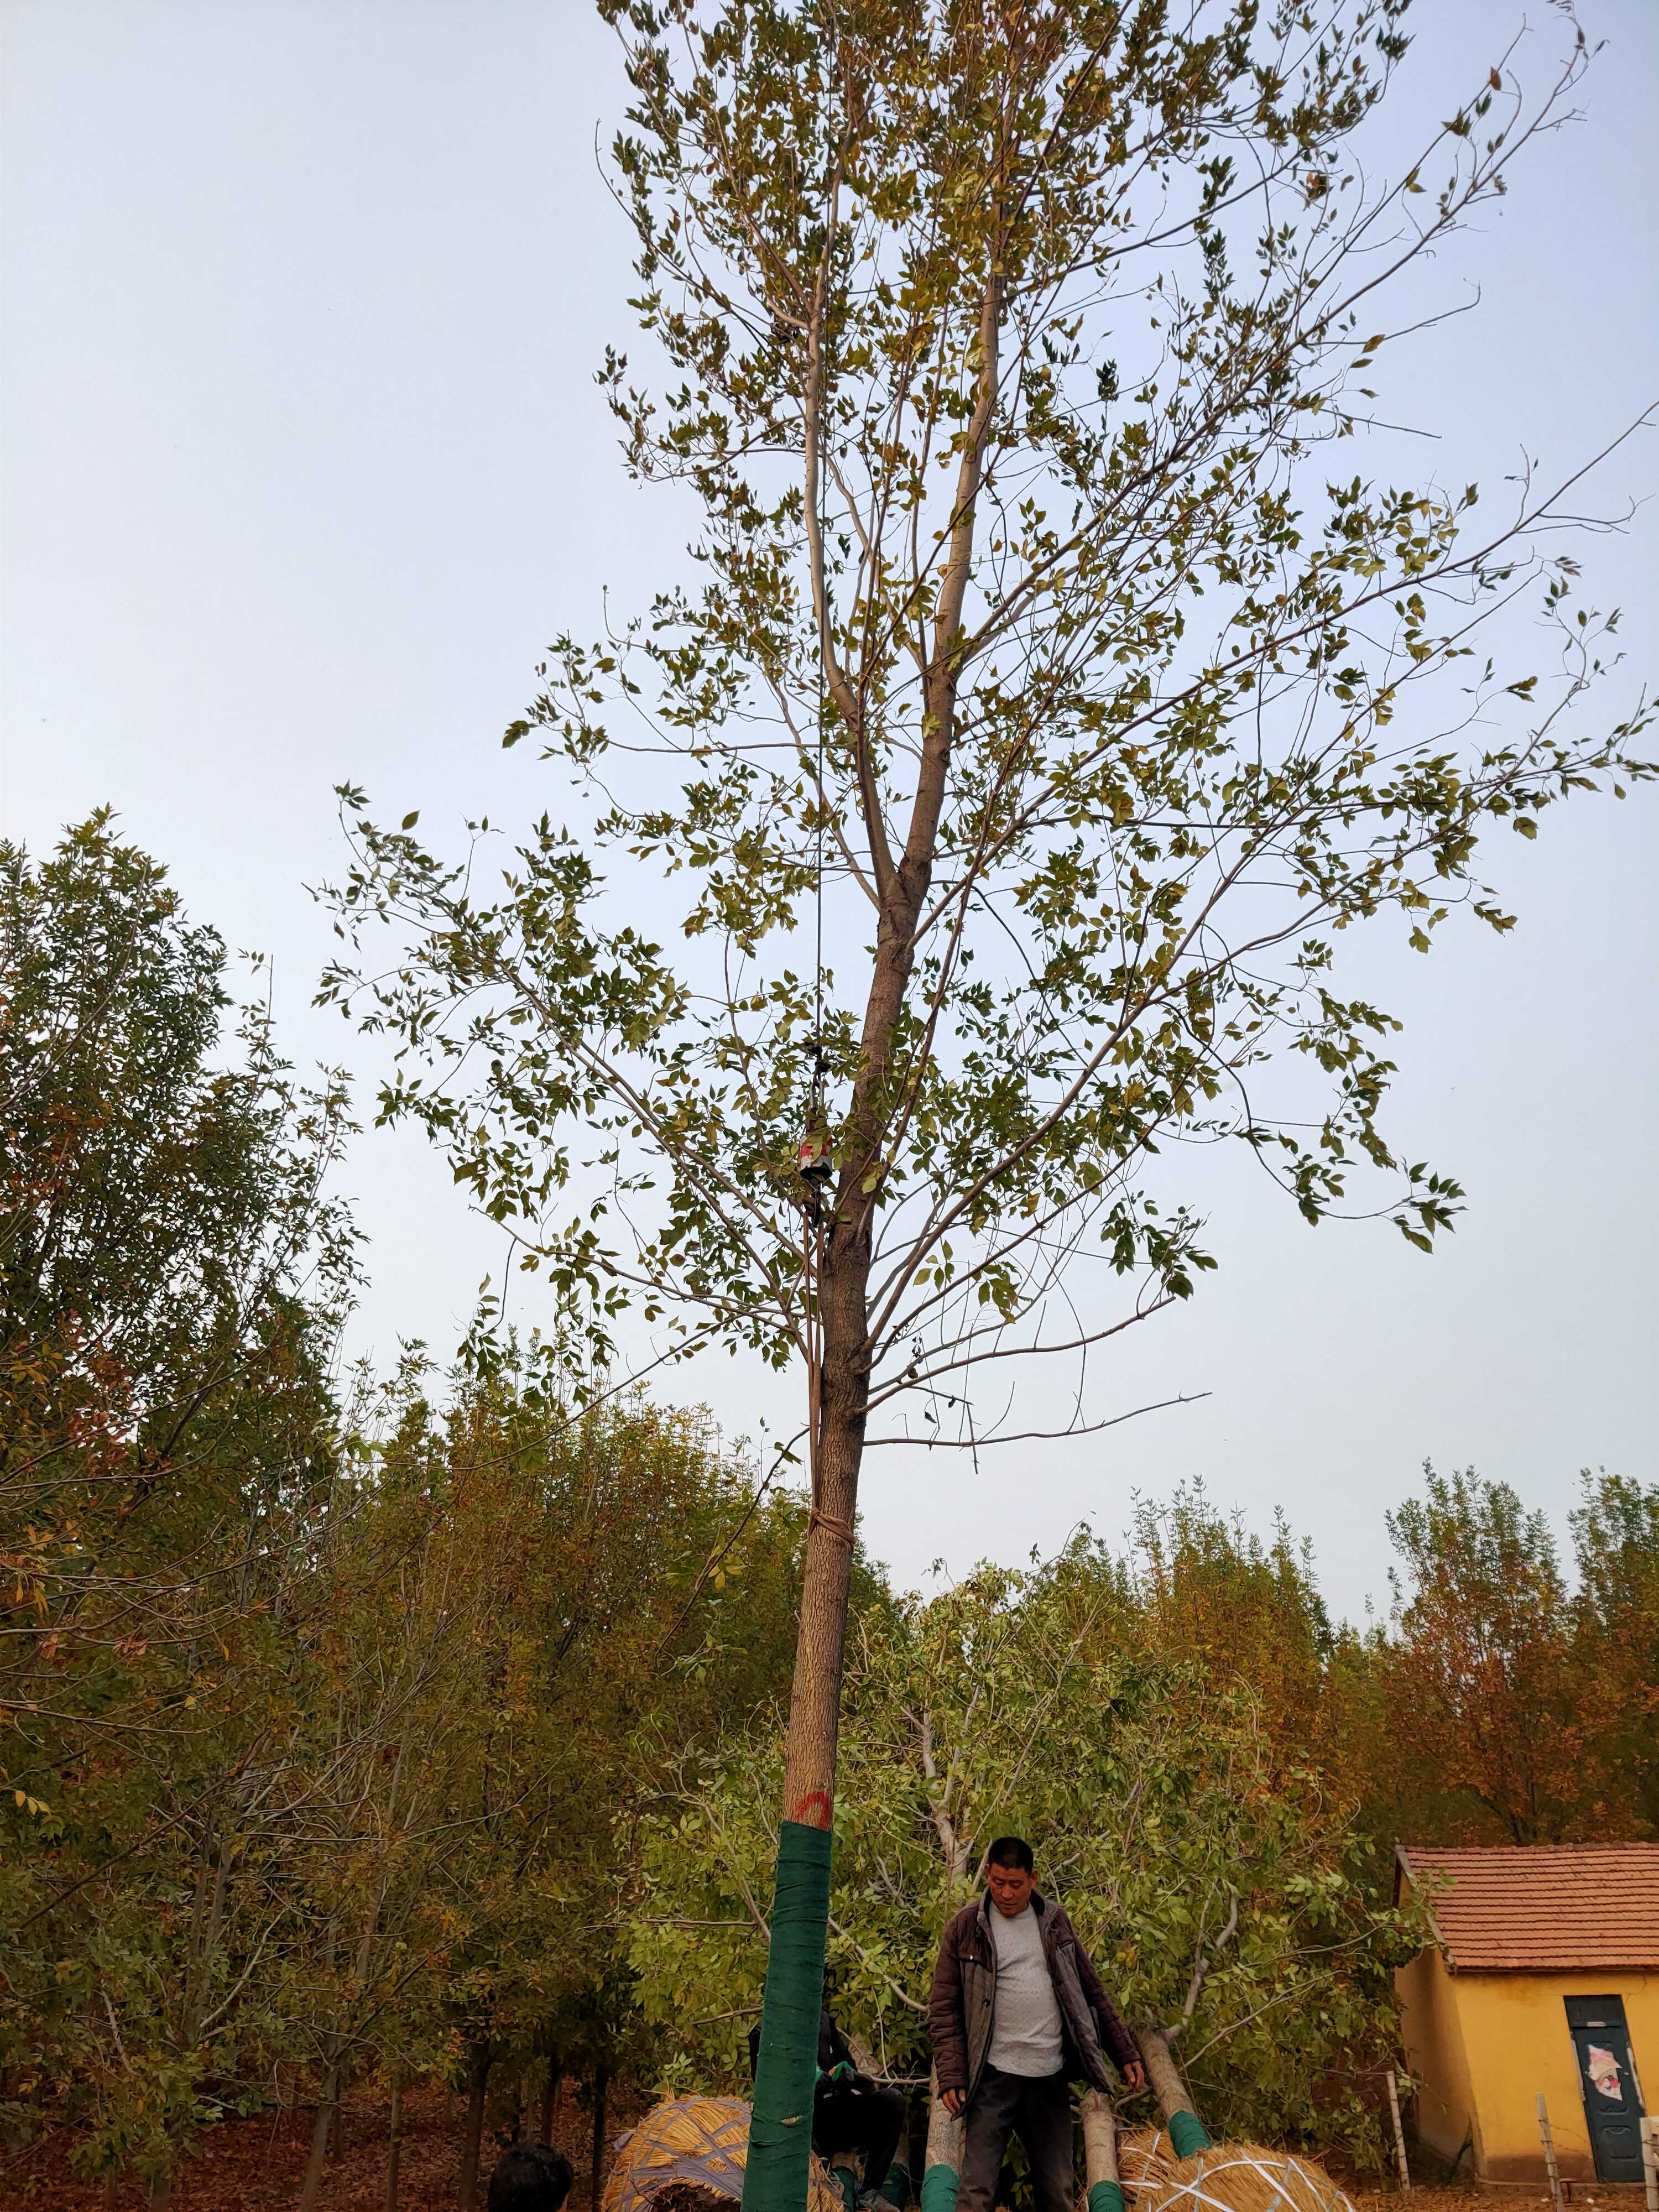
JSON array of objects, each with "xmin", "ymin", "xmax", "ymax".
[{"xmin": 1395, "ymin": 1843, "xmax": 1659, "ymax": 2187}]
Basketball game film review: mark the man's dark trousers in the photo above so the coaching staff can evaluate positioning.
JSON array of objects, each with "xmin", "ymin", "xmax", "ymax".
[
  {"xmin": 956, "ymin": 2064, "xmax": 1073, "ymax": 2212},
  {"xmin": 813, "ymin": 2075, "xmax": 907, "ymax": 2193}
]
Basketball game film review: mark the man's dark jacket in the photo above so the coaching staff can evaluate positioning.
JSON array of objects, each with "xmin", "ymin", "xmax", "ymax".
[
  {"xmin": 927, "ymin": 1892, "xmax": 1139, "ymax": 2101},
  {"xmin": 747, "ymin": 2008, "xmax": 852, "ymax": 2081}
]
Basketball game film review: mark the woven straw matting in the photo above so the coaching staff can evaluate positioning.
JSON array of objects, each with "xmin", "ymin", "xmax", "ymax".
[
  {"xmin": 602, "ymin": 2096, "xmax": 846, "ymax": 2212},
  {"xmin": 1117, "ymin": 2129, "xmax": 1175, "ymax": 2209},
  {"xmin": 1142, "ymin": 2145, "xmax": 1353, "ymax": 2212}
]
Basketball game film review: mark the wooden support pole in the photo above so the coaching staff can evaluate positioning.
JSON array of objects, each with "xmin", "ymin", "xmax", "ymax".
[
  {"xmin": 1386, "ymin": 2072, "xmax": 1411, "ymax": 2193},
  {"xmin": 1536, "ymin": 2093, "xmax": 1562, "ymax": 2212},
  {"xmin": 1639, "ymin": 2114, "xmax": 1658, "ymax": 2212}
]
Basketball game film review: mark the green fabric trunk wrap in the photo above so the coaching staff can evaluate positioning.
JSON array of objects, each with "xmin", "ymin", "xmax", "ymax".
[
  {"xmin": 1168, "ymin": 2111, "xmax": 1212, "ymax": 2157},
  {"xmin": 743, "ymin": 1820, "xmax": 834, "ymax": 2212},
  {"xmin": 877, "ymin": 2161, "xmax": 912, "ymax": 2208},
  {"xmin": 1088, "ymin": 2184, "xmax": 1128, "ymax": 2212},
  {"xmin": 920, "ymin": 2164, "xmax": 961, "ymax": 2212}
]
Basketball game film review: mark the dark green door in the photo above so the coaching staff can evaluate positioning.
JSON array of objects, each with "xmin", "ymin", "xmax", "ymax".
[{"xmin": 1564, "ymin": 1996, "xmax": 1644, "ymax": 2183}]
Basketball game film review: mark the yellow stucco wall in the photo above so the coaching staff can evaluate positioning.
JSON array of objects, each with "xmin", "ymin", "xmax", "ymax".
[
  {"xmin": 1397, "ymin": 1953, "xmax": 1659, "ymax": 2183},
  {"xmin": 1397, "ymin": 1948, "xmax": 1477, "ymax": 2166}
]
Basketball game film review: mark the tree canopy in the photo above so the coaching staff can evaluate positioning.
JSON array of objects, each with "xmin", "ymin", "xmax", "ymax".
[{"xmin": 319, "ymin": 10, "xmax": 1651, "ymax": 2185}]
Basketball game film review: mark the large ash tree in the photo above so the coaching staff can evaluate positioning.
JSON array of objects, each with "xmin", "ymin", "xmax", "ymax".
[{"xmin": 323, "ymin": 4, "xmax": 1650, "ymax": 2203}]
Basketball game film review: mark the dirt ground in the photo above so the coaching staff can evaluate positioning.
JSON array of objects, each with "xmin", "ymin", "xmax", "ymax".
[
  {"xmin": 0, "ymin": 2094, "xmax": 1572, "ymax": 2212},
  {"xmin": 1, "ymin": 2081, "xmax": 630, "ymax": 2211}
]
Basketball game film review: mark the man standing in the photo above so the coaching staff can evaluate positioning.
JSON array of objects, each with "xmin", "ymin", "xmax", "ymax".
[{"xmin": 928, "ymin": 1837, "xmax": 1145, "ymax": 2212}]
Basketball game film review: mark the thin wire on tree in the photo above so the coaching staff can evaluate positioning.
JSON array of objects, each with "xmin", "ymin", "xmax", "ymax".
[{"xmin": 805, "ymin": 345, "xmax": 834, "ymax": 1541}]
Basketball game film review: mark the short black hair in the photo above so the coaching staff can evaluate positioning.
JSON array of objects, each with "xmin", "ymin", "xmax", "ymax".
[
  {"xmin": 985, "ymin": 1835, "xmax": 1034, "ymax": 1874},
  {"xmin": 488, "ymin": 2144, "xmax": 575, "ymax": 2212}
]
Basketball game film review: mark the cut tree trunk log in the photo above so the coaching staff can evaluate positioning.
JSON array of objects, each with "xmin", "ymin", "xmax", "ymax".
[
  {"xmin": 924, "ymin": 2068, "xmax": 964, "ymax": 2180},
  {"xmin": 1082, "ymin": 2091, "xmax": 1128, "ymax": 2212},
  {"xmin": 1081, "ymin": 2092, "xmax": 1119, "ymax": 2189},
  {"xmin": 1133, "ymin": 2027, "xmax": 1194, "ymax": 2122},
  {"xmin": 1131, "ymin": 2028, "xmax": 1210, "ymax": 2157}
]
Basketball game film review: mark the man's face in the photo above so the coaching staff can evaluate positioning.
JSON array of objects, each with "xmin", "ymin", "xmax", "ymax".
[{"xmin": 987, "ymin": 1858, "xmax": 1035, "ymax": 1916}]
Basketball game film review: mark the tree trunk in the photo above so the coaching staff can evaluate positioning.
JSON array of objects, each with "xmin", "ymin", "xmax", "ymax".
[
  {"xmin": 538, "ymin": 2052, "xmax": 562, "ymax": 2146},
  {"xmin": 744, "ymin": 1248, "xmax": 869, "ymax": 2212},
  {"xmin": 330, "ymin": 2058, "xmax": 348, "ymax": 2159},
  {"xmin": 297, "ymin": 2057, "xmax": 343, "ymax": 2212},
  {"xmin": 744, "ymin": 215, "xmax": 1001, "ymax": 2192},
  {"xmin": 385, "ymin": 2073, "xmax": 404, "ymax": 2212},
  {"xmin": 779, "ymin": 1291, "xmax": 866, "ymax": 1827},
  {"xmin": 457, "ymin": 2041, "xmax": 493, "ymax": 2212},
  {"xmin": 300, "ymin": 1892, "xmax": 384, "ymax": 2212},
  {"xmin": 590, "ymin": 2067, "xmax": 610, "ymax": 2208}
]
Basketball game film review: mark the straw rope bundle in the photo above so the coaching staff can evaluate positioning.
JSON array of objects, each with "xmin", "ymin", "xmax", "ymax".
[
  {"xmin": 1115, "ymin": 2128, "xmax": 1175, "ymax": 2210},
  {"xmin": 1142, "ymin": 2144, "xmax": 1354, "ymax": 2212},
  {"xmin": 602, "ymin": 2096, "xmax": 846, "ymax": 2212}
]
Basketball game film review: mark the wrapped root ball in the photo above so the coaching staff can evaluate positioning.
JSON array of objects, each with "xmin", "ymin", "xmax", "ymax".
[
  {"xmin": 603, "ymin": 2096, "xmax": 847, "ymax": 2212},
  {"xmin": 1117, "ymin": 2129, "xmax": 1175, "ymax": 2211},
  {"xmin": 1144, "ymin": 2145, "xmax": 1354, "ymax": 2212}
]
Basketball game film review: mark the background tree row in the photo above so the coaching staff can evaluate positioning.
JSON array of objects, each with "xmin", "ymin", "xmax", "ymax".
[{"xmin": 4, "ymin": 821, "xmax": 1655, "ymax": 2200}]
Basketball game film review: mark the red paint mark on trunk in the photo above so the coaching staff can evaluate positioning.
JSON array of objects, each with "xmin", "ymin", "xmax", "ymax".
[{"xmin": 790, "ymin": 1791, "xmax": 833, "ymax": 1829}]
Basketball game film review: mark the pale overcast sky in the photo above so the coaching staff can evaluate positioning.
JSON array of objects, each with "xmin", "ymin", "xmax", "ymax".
[{"xmin": 4, "ymin": 1, "xmax": 1655, "ymax": 1622}]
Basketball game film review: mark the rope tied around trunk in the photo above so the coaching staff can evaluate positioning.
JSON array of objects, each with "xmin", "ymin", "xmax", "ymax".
[{"xmin": 807, "ymin": 1506, "xmax": 856, "ymax": 1547}]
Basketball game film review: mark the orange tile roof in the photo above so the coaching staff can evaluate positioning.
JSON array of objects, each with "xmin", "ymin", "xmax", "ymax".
[{"xmin": 1396, "ymin": 1844, "xmax": 1659, "ymax": 1973}]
